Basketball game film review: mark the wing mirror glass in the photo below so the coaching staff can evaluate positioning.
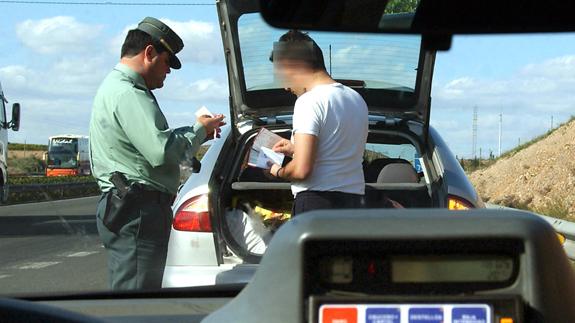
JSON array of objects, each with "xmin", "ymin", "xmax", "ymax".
[{"xmin": 10, "ymin": 103, "xmax": 20, "ymax": 131}]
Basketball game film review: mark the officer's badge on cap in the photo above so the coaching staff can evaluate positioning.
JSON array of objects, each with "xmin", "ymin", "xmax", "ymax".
[{"xmin": 136, "ymin": 17, "xmax": 184, "ymax": 69}]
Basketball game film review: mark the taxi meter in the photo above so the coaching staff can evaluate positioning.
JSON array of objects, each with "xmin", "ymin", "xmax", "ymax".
[{"xmin": 202, "ymin": 209, "xmax": 575, "ymax": 323}]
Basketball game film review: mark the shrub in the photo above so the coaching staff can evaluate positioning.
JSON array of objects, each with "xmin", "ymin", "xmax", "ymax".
[{"xmin": 535, "ymin": 199, "xmax": 571, "ymax": 220}]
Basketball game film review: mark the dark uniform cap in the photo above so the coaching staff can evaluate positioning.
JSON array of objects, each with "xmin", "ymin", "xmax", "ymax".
[{"xmin": 137, "ymin": 17, "xmax": 184, "ymax": 69}]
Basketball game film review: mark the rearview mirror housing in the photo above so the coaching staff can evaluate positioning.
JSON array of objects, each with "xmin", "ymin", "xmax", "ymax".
[
  {"xmin": 259, "ymin": 0, "xmax": 575, "ymax": 35},
  {"xmin": 10, "ymin": 103, "xmax": 20, "ymax": 131}
]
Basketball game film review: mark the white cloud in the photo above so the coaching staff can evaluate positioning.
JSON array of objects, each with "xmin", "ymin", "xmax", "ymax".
[
  {"xmin": 431, "ymin": 55, "xmax": 575, "ymax": 158},
  {"xmin": 6, "ymin": 97, "xmax": 92, "ymax": 144},
  {"xmin": 111, "ymin": 19, "xmax": 223, "ymax": 66},
  {"xmin": 161, "ymin": 18, "xmax": 223, "ymax": 65},
  {"xmin": 16, "ymin": 16, "xmax": 103, "ymax": 54},
  {"xmin": 0, "ymin": 57, "xmax": 110, "ymax": 98},
  {"xmin": 434, "ymin": 55, "xmax": 575, "ymax": 114},
  {"xmin": 158, "ymin": 76, "xmax": 228, "ymax": 104}
]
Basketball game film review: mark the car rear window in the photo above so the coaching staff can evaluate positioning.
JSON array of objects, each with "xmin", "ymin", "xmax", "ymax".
[{"xmin": 238, "ymin": 13, "xmax": 422, "ymax": 92}]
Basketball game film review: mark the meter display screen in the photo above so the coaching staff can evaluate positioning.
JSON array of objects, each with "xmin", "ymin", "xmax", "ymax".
[
  {"xmin": 319, "ymin": 255, "xmax": 515, "ymax": 286},
  {"xmin": 391, "ymin": 255, "xmax": 514, "ymax": 283},
  {"xmin": 308, "ymin": 240, "xmax": 522, "ymax": 295}
]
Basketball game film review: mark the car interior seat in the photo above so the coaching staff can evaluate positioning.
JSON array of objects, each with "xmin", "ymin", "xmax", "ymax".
[
  {"xmin": 377, "ymin": 163, "xmax": 419, "ymax": 184},
  {"xmin": 363, "ymin": 158, "xmax": 412, "ymax": 183},
  {"xmin": 364, "ymin": 159, "xmax": 428, "ymax": 208}
]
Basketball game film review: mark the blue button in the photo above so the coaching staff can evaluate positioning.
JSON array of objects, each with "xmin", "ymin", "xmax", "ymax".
[
  {"xmin": 452, "ymin": 307, "xmax": 487, "ymax": 323},
  {"xmin": 365, "ymin": 308, "xmax": 400, "ymax": 323},
  {"xmin": 409, "ymin": 307, "xmax": 443, "ymax": 322}
]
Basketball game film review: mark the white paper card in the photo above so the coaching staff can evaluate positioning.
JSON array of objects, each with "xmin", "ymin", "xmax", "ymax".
[
  {"xmin": 261, "ymin": 146, "xmax": 284, "ymax": 166},
  {"xmin": 195, "ymin": 106, "xmax": 214, "ymax": 118}
]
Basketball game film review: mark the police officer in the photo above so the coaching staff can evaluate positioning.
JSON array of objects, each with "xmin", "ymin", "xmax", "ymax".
[{"xmin": 89, "ymin": 17, "xmax": 225, "ymax": 290}]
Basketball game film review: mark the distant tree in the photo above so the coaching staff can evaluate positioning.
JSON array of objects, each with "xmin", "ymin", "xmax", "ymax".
[
  {"xmin": 385, "ymin": 0, "xmax": 419, "ymax": 14},
  {"xmin": 472, "ymin": 158, "xmax": 480, "ymax": 168},
  {"xmin": 8, "ymin": 143, "xmax": 48, "ymax": 151}
]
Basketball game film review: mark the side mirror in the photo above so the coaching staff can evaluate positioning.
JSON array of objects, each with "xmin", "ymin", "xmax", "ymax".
[{"xmin": 10, "ymin": 103, "xmax": 20, "ymax": 131}]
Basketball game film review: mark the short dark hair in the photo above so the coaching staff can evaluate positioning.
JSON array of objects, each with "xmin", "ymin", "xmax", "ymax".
[
  {"xmin": 270, "ymin": 30, "xmax": 326, "ymax": 72},
  {"xmin": 120, "ymin": 29, "xmax": 166, "ymax": 58}
]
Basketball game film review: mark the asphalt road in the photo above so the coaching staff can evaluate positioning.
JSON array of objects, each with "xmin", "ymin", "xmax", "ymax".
[{"xmin": 0, "ymin": 196, "xmax": 110, "ymax": 296}]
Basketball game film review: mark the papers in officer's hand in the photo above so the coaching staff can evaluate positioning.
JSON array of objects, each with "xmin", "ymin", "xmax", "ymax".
[
  {"xmin": 248, "ymin": 128, "xmax": 285, "ymax": 169},
  {"xmin": 195, "ymin": 106, "xmax": 214, "ymax": 118}
]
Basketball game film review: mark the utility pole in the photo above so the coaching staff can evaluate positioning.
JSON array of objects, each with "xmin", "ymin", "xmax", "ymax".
[
  {"xmin": 498, "ymin": 112, "xmax": 502, "ymax": 157},
  {"xmin": 551, "ymin": 115, "xmax": 554, "ymax": 130},
  {"xmin": 472, "ymin": 106, "xmax": 478, "ymax": 159}
]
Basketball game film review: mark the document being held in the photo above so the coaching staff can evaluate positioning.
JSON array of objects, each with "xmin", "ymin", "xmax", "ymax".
[{"xmin": 248, "ymin": 128, "xmax": 285, "ymax": 169}]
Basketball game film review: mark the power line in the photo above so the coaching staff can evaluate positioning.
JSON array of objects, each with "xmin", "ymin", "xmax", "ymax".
[{"xmin": 0, "ymin": 0, "xmax": 213, "ymax": 5}]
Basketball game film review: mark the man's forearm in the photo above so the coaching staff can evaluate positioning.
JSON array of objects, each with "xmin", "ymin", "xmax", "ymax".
[{"xmin": 278, "ymin": 160, "xmax": 311, "ymax": 181}]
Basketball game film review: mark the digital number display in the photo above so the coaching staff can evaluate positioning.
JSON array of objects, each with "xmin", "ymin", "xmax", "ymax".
[
  {"xmin": 319, "ymin": 255, "xmax": 515, "ymax": 285},
  {"xmin": 391, "ymin": 255, "xmax": 514, "ymax": 283},
  {"xmin": 320, "ymin": 257, "xmax": 354, "ymax": 284}
]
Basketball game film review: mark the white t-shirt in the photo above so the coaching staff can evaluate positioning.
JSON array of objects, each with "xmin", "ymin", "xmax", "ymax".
[{"xmin": 291, "ymin": 82, "xmax": 368, "ymax": 196}]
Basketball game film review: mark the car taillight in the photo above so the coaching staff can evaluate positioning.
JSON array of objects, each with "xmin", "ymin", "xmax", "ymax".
[
  {"xmin": 173, "ymin": 194, "xmax": 212, "ymax": 232},
  {"xmin": 556, "ymin": 232, "xmax": 566, "ymax": 245},
  {"xmin": 448, "ymin": 196, "xmax": 474, "ymax": 210}
]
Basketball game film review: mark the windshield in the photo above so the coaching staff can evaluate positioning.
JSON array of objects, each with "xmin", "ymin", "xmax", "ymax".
[
  {"xmin": 0, "ymin": 0, "xmax": 573, "ymax": 304},
  {"xmin": 47, "ymin": 138, "xmax": 78, "ymax": 168},
  {"xmin": 239, "ymin": 13, "xmax": 421, "ymax": 92}
]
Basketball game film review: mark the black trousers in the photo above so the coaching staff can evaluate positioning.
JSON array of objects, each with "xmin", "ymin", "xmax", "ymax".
[
  {"xmin": 96, "ymin": 192, "xmax": 173, "ymax": 290},
  {"xmin": 292, "ymin": 190, "xmax": 363, "ymax": 216}
]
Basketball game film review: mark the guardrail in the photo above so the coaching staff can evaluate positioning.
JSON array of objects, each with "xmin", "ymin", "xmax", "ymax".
[
  {"xmin": 486, "ymin": 203, "xmax": 575, "ymax": 260},
  {"xmin": 9, "ymin": 182, "xmax": 97, "ymax": 193}
]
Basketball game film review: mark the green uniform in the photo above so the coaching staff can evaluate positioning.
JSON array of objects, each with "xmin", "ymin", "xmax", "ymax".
[
  {"xmin": 90, "ymin": 63, "xmax": 206, "ymax": 195},
  {"xmin": 90, "ymin": 63, "xmax": 206, "ymax": 290}
]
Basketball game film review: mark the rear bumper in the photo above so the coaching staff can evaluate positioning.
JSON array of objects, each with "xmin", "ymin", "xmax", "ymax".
[
  {"xmin": 47, "ymin": 168, "xmax": 78, "ymax": 176},
  {"xmin": 162, "ymin": 263, "xmax": 258, "ymax": 288}
]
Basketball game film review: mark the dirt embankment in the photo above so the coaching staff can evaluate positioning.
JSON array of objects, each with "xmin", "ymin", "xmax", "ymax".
[{"xmin": 469, "ymin": 119, "xmax": 575, "ymax": 219}]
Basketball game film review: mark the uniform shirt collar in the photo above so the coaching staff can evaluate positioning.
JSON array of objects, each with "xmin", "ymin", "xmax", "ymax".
[{"xmin": 114, "ymin": 63, "xmax": 148, "ymax": 90}]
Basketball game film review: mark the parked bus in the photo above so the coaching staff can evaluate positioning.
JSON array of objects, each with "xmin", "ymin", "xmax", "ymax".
[
  {"xmin": 0, "ymin": 81, "xmax": 21, "ymax": 204},
  {"xmin": 45, "ymin": 135, "xmax": 90, "ymax": 177}
]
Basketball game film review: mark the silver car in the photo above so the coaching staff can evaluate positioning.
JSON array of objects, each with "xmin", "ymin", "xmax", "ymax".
[{"xmin": 162, "ymin": 0, "xmax": 484, "ymax": 288}]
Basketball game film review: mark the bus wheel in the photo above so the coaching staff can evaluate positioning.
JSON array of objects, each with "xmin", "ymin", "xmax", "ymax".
[{"xmin": 0, "ymin": 184, "xmax": 7, "ymax": 204}]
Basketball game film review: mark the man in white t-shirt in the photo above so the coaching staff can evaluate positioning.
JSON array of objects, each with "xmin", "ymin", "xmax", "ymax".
[{"xmin": 268, "ymin": 30, "xmax": 369, "ymax": 216}]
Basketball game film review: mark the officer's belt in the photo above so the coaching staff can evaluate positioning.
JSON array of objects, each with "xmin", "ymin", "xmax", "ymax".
[
  {"xmin": 108, "ymin": 188, "xmax": 175, "ymax": 206},
  {"xmin": 140, "ymin": 189, "xmax": 176, "ymax": 205}
]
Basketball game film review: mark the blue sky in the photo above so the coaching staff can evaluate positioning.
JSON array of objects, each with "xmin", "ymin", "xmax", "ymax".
[{"xmin": 1, "ymin": 1, "xmax": 575, "ymax": 159}]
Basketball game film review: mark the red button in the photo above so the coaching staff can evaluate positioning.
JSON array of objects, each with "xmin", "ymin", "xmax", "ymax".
[{"xmin": 321, "ymin": 307, "xmax": 358, "ymax": 323}]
